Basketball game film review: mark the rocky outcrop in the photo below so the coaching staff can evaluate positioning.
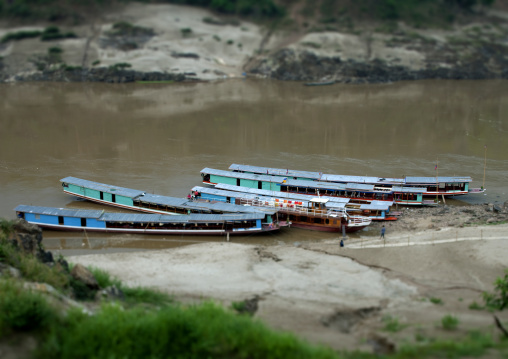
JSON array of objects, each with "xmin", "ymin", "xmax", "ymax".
[
  {"xmin": 250, "ymin": 45, "xmax": 508, "ymax": 84},
  {"xmin": 8, "ymin": 219, "xmax": 53, "ymax": 263},
  {"xmin": 71, "ymin": 264, "xmax": 99, "ymax": 290}
]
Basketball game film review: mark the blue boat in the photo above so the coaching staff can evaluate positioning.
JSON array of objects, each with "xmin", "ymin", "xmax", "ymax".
[
  {"xmin": 60, "ymin": 177, "xmax": 282, "ymax": 228},
  {"xmin": 14, "ymin": 205, "xmax": 282, "ymax": 235}
]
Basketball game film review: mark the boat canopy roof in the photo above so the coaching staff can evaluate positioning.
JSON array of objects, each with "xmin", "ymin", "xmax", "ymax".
[
  {"xmin": 15, "ymin": 205, "xmax": 267, "ymax": 223},
  {"xmin": 229, "ymin": 164, "xmax": 404, "ymax": 185},
  {"xmin": 61, "ymin": 177, "xmax": 145, "ymax": 198},
  {"xmin": 202, "ymin": 168, "xmax": 285, "ymax": 183},
  {"xmin": 405, "ymin": 176, "xmax": 472, "ymax": 184},
  {"xmin": 207, "ymin": 184, "xmax": 351, "ymax": 204},
  {"xmin": 140, "ymin": 193, "xmax": 276, "ymax": 215},
  {"xmin": 284, "ymin": 178, "xmax": 375, "ymax": 192},
  {"xmin": 229, "ymin": 164, "xmax": 473, "ymax": 185},
  {"xmin": 15, "ymin": 205, "xmax": 104, "ymax": 218},
  {"xmin": 61, "ymin": 177, "xmax": 276, "ymax": 215}
]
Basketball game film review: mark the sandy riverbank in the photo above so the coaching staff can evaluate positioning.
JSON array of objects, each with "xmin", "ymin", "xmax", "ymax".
[{"xmin": 68, "ymin": 213, "xmax": 508, "ymax": 352}]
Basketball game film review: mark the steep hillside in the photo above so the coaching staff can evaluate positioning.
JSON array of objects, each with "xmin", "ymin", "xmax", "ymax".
[{"xmin": 0, "ymin": 0, "xmax": 507, "ymax": 82}]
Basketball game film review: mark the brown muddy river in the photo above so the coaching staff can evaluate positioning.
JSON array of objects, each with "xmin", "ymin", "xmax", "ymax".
[{"xmin": 1, "ymin": 79, "xmax": 507, "ymax": 253}]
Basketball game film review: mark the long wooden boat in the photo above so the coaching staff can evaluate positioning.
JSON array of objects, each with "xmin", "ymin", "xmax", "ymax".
[
  {"xmin": 14, "ymin": 205, "xmax": 281, "ymax": 235},
  {"xmin": 60, "ymin": 177, "xmax": 283, "ymax": 228},
  {"xmin": 228, "ymin": 164, "xmax": 485, "ymax": 197},
  {"xmin": 191, "ymin": 185, "xmax": 373, "ymax": 232},
  {"xmin": 192, "ymin": 184, "xmax": 397, "ymax": 221},
  {"xmin": 200, "ymin": 168, "xmax": 431, "ymax": 206}
]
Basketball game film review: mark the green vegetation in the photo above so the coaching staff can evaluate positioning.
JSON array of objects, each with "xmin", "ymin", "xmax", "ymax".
[
  {"xmin": 0, "ymin": 0, "xmax": 284, "ymax": 22},
  {"xmin": 37, "ymin": 302, "xmax": 338, "ymax": 359},
  {"xmin": 441, "ymin": 314, "xmax": 460, "ymax": 330},
  {"xmin": 1, "ymin": 30, "xmax": 42, "ymax": 43},
  {"xmin": 469, "ymin": 301, "xmax": 484, "ymax": 310},
  {"xmin": 107, "ymin": 21, "xmax": 155, "ymax": 37},
  {"xmin": 430, "ymin": 297, "xmax": 443, "ymax": 305},
  {"xmin": 483, "ymin": 268, "xmax": 508, "ymax": 310},
  {"xmin": 397, "ymin": 330, "xmax": 497, "ymax": 358},
  {"xmin": 180, "ymin": 27, "xmax": 193, "ymax": 36},
  {"xmin": 40, "ymin": 26, "xmax": 77, "ymax": 41},
  {"xmin": 0, "ymin": 280, "xmax": 56, "ymax": 336},
  {"xmin": 0, "ymin": 234, "xmax": 69, "ymax": 289},
  {"xmin": 108, "ymin": 62, "xmax": 132, "ymax": 71},
  {"xmin": 382, "ymin": 315, "xmax": 407, "ymax": 332}
]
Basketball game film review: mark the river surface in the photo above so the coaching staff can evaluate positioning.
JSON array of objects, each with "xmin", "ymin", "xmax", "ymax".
[{"xmin": 1, "ymin": 79, "xmax": 507, "ymax": 253}]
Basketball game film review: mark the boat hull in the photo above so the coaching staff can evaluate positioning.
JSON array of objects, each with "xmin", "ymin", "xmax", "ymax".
[
  {"xmin": 22, "ymin": 221, "xmax": 279, "ymax": 236},
  {"xmin": 289, "ymin": 222, "xmax": 368, "ymax": 233}
]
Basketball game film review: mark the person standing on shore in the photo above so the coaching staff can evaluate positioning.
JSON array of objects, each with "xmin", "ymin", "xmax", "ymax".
[{"xmin": 380, "ymin": 225, "xmax": 386, "ymax": 239}]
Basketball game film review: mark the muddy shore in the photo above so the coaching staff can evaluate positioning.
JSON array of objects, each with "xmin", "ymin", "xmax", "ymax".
[{"xmin": 68, "ymin": 203, "xmax": 508, "ymax": 352}]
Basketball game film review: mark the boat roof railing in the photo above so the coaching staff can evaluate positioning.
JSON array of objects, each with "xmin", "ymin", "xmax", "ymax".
[
  {"xmin": 193, "ymin": 186, "xmax": 392, "ymax": 211},
  {"xmin": 198, "ymin": 184, "xmax": 351, "ymax": 204}
]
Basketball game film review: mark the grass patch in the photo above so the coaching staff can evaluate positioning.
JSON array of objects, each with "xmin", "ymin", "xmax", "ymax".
[
  {"xmin": 441, "ymin": 314, "xmax": 459, "ymax": 330},
  {"xmin": 469, "ymin": 301, "xmax": 483, "ymax": 310},
  {"xmin": 87, "ymin": 266, "xmax": 171, "ymax": 306},
  {"xmin": 37, "ymin": 301, "xmax": 337, "ymax": 359},
  {"xmin": 40, "ymin": 26, "xmax": 77, "ymax": 41},
  {"xmin": 0, "ymin": 279, "xmax": 57, "ymax": 336},
  {"xmin": 398, "ymin": 330, "xmax": 496, "ymax": 358},
  {"xmin": 430, "ymin": 297, "xmax": 443, "ymax": 305},
  {"xmin": 0, "ymin": 237, "xmax": 69, "ymax": 290},
  {"xmin": 180, "ymin": 27, "xmax": 192, "ymax": 36},
  {"xmin": 382, "ymin": 315, "xmax": 407, "ymax": 332}
]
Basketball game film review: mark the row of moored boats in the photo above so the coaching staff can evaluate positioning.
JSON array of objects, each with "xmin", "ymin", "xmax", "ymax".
[{"xmin": 15, "ymin": 163, "xmax": 484, "ymax": 236}]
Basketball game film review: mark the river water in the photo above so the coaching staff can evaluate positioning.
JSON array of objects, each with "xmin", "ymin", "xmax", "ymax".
[{"xmin": 1, "ymin": 79, "xmax": 507, "ymax": 253}]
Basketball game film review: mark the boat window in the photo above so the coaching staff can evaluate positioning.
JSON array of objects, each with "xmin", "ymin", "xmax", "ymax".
[
  {"xmin": 58, "ymin": 216, "xmax": 64, "ymax": 225},
  {"xmin": 81, "ymin": 218, "xmax": 86, "ymax": 226}
]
